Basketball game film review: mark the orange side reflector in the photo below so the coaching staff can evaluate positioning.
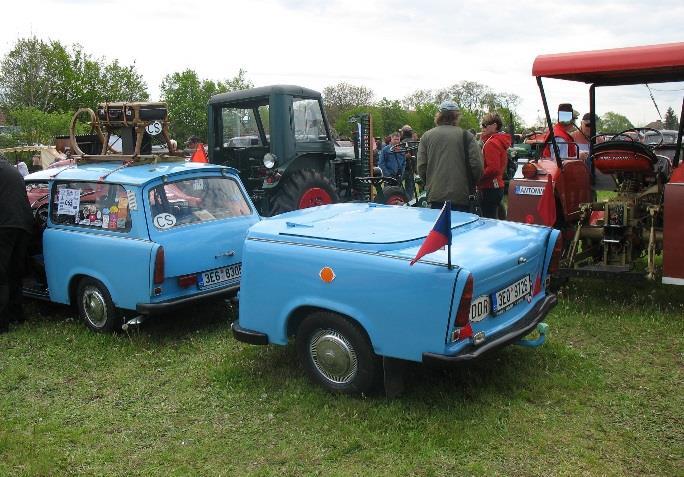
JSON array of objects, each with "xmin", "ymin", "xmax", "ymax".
[{"xmin": 319, "ymin": 267, "xmax": 335, "ymax": 283}]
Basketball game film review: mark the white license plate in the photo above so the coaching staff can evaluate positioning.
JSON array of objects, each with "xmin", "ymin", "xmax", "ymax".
[
  {"xmin": 198, "ymin": 263, "xmax": 242, "ymax": 289},
  {"xmin": 492, "ymin": 275, "xmax": 531, "ymax": 314},
  {"xmin": 469, "ymin": 295, "xmax": 491, "ymax": 322}
]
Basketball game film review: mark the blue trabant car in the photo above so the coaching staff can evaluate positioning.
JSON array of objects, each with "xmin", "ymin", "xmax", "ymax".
[
  {"xmin": 23, "ymin": 160, "xmax": 259, "ymax": 332},
  {"xmin": 232, "ymin": 203, "xmax": 560, "ymax": 394}
]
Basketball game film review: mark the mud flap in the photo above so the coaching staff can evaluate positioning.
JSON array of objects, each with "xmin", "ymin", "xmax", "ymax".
[
  {"xmin": 515, "ymin": 322, "xmax": 549, "ymax": 348},
  {"xmin": 383, "ymin": 356, "xmax": 405, "ymax": 398}
]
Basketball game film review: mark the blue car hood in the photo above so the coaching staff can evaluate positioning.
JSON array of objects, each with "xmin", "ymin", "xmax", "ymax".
[
  {"xmin": 254, "ymin": 203, "xmax": 478, "ymax": 244},
  {"xmin": 247, "ymin": 203, "xmax": 551, "ymax": 269}
]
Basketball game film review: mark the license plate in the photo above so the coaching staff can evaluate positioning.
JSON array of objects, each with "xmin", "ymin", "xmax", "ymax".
[
  {"xmin": 492, "ymin": 275, "xmax": 531, "ymax": 314},
  {"xmin": 198, "ymin": 263, "xmax": 242, "ymax": 289},
  {"xmin": 469, "ymin": 295, "xmax": 491, "ymax": 322}
]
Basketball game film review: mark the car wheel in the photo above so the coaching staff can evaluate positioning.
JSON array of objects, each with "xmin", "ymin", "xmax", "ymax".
[
  {"xmin": 296, "ymin": 311, "xmax": 380, "ymax": 394},
  {"xmin": 76, "ymin": 278, "xmax": 120, "ymax": 333},
  {"xmin": 268, "ymin": 169, "xmax": 339, "ymax": 216},
  {"xmin": 378, "ymin": 186, "xmax": 409, "ymax": 206}
]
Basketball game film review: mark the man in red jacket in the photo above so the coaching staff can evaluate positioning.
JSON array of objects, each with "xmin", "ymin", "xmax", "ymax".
[
  {"xmin": 542, "ymin": 103, "xmax": 579, "ymax": 160},
  {"xmin": 478, "ymin": 113, "xmax": 511, "ymax": 219}
]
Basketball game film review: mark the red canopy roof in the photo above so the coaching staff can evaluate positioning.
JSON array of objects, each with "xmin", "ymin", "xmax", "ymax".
[{"xmin": 532, "ymin": 42, "xmax": 684, "ymax": 85}]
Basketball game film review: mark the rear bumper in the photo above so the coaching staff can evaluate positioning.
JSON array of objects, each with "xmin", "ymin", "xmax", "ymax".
[
  {"xmin": 136, "ymin": 285, "xmax": 239, "ymax": 315},
  {"xmin": 231, "ymin": 320, "xmax": 269, "ymax": 345},
  {"xmin": 422, "ymin": 293, "xmax": 557, "ymax": 363}
]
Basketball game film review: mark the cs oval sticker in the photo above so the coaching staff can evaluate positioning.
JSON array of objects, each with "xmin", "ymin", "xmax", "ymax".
[{"xmin": 153, "ymin": 213, "xmax": 176, "ymax": 229}]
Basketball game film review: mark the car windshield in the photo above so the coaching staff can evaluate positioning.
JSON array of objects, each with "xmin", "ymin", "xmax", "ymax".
[{"xmin": 148, "ymin": 176, "xmax": 251, "ymax": 229}]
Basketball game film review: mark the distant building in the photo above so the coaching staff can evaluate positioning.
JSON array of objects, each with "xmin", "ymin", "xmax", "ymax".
[{"xmin": 645, "ymin": 119, "xmax": 663, "ymax": 130}]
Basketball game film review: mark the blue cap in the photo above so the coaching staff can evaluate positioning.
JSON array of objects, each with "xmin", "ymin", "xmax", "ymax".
[{"xmin": 439, "ymin": 101, "xmax": 459, "ymax": 112}]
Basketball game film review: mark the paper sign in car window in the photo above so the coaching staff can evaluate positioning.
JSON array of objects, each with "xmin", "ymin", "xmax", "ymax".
[
  {"xmin": 126, "ymin": 189, "xmax": 138, "ymax": 210},
  {"xmin": 57, "ymin": 188, "xmax": 81, "ymax": 215}
]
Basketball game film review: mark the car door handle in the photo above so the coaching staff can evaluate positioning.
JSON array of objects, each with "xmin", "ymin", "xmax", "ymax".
[{"xmin": 215, "ymin": 250, "xmax": 236, "ymax": 259}]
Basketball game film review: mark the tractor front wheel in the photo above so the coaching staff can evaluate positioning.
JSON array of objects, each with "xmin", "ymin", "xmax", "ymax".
[
  {"xmin": 377, "ymin": 186, "xmax": 409, "ymax": 206},
  {"xmin": 269, "ymin": 169, "xmax": 339, "ymax": 216}
]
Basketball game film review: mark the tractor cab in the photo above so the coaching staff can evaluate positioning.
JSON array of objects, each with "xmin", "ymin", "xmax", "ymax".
[
  {"xmin": 508, "ymin": 42, "xmax": 684, "ymax": 284},
  {"xmin": 208, "ymin": 85, "xmax": 340, "ymax": 216}
]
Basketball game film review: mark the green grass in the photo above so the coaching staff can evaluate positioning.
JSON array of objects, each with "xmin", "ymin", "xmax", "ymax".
[{"xmin": 1, "ymin": 280, "xmax": 682, "ymax": 477}]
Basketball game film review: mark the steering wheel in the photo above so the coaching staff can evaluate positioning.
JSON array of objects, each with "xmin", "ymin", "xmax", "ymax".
[
  {"xmin": 34, "ymin": 204, "xmax": 49, "ymax": 230},
  {"xmin": 609, "ymin": 128, "xmax": 663, "ymax": 149}
]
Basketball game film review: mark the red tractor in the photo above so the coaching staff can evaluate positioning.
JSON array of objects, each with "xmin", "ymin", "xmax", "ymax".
[{"xmin": 508, "ymin": 42, "xmax": 684, "ymax": 285}]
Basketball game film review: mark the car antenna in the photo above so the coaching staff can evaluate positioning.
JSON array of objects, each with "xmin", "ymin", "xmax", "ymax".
[{"xmin": 645, "ymin": 83, "xmax": 663, "ymax": 120}]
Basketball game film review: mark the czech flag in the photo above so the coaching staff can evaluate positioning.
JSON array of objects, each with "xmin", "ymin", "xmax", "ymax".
[
  {"xmin": 410, "ymin": 201, "xmax": 452, "ymax": 266},
  {"xmin": 191, "ymin": 143, "xmax": 208, "ymax": 163},
  {"xmin": 537, "ymin": 174, "xmax": 556, "ymax": 227}
]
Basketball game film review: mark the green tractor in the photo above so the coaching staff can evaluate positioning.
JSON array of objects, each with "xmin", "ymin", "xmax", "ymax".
[{"xmin": 207, "ymin": 85, "xmax": 371, "ymax": 216}]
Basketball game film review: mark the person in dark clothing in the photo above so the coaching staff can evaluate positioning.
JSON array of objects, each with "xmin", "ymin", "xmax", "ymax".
[
  {"xmin": 0, "ymin": 155, "xmax": 34, "ymax": 333},
  {"xmin": 399, "ymin": 125, "xmax": 416, "ymax": 200}
]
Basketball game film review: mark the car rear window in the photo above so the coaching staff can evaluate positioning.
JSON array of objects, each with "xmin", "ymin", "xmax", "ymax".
[
  {"xmin": 147, "ymin": 176, "xmax": 251, "ymax": 229},
  {"xmin": 51, "ymin": 181, "xmax": 132, "ymax": 232}
]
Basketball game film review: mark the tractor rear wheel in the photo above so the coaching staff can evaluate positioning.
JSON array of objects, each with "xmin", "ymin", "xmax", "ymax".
[{"xmin": 269, "ymin": 169, "xmax": 339, "ymax": 216}]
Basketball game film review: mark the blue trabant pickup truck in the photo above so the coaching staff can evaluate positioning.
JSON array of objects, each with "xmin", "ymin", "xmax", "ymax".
[
  {"xmin": 23, "ymin": 160, "xmax": 259, "ymax": 332},
  {"xmin": 232, "ymin": 203, "xmax": 560, "ymax": 394}
]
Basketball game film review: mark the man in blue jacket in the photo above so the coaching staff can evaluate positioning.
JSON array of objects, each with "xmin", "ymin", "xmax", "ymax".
[{"xmin": 378, "ymin": 132, "xmax": 406, "ymax": 181}]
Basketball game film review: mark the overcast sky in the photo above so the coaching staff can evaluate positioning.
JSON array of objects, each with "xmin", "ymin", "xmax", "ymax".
[{"xmin": 2, "ymin": 0, "xmax": 683, "ymax": 126}]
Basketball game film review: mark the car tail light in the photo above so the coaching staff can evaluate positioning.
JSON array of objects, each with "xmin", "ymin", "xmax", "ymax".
[
  {"xmin": 522, "ymin": 162, "xmax": 539, "ymax": 179},
  {"xmin": 548, "ymin": 235, "xmax": 563, "ymax": 274},
  {"xmin": 452, "ymin": 274, "xmax": 474, "ymax": 341},
  {"xmin": 153, "ymin": 246, "xmax": 165, "ymax": 284},
  {"xmin": 178, "ymin": 274, "xmax": 197, "ymax": 288},
  {"xmin": 533, "ymin": 275, "xmax": 542, "ymax": 296}
]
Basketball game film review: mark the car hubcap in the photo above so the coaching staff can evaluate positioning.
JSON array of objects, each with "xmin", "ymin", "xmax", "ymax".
[
  {"xmin": 299, "ymin": 188, "xmax": 332, "ymax": 209},
  {"xmin": 309, "ymin": 329, "xmax": 357, "ymax": 384},
  {"xmin": 81, "ymin": 286, "xmax": 108, "ymax": 328}
]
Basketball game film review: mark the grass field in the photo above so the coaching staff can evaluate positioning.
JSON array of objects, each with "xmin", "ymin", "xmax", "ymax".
[{"xmin": 1, "ymin": 278, "xmax": 682, "ymax": 476}]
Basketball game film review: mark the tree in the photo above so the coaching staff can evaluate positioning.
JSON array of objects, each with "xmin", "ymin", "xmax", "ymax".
[
  {"xmin": 601, "ymin": 112, "xmax": 633, "ymax": 133},
  {"xmin": 322, "ymin": 82, "xmax": 374, "ymax": 126},
  {"xmin": 160, "ymin": 69, "xmax": 253, "ymax": 142},
  {"xmin": 664, "ymin": 107, "xmax": 679, "ymax": 130},
  {"xmin": 5, "ymin": 107, "xmax": 78, "ymax": 146},
  {"xmin": 0, "ymin": 37, "xmax": 148, "ymax": 114},
  {"xmin": 0, "ymin": 37, "xmax": 71, "ymax": 112}
]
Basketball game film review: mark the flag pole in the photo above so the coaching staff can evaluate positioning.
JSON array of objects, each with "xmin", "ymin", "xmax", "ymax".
[{"xmin": 446, "ymin": 201, "xmax": 453, "ymax": 270}]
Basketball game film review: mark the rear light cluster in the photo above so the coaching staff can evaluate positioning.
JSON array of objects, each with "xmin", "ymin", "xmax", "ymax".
[
  {"xmin": 549, "ymin": 235, "xmax": 563, "ymax": 275},
  {"xmin": 452, "ymin": 274, "xmax": 474, "ymax": 341},
  {"xmin": 153, "ymin": 246, "xmax": 165, "ymax": 284},
  {"xmin": 178, "ymin": 274, "xmax": 197, "ymax": 288}
]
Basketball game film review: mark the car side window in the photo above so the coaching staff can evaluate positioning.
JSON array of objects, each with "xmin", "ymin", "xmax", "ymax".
[{"xmin": 50, "ymin": 181, "xmax": 132, "ymax": 232}]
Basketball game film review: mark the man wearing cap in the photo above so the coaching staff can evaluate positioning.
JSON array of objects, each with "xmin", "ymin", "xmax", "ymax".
[
  {"xmin": 542, "ymin": 103, "xmax": 579, "ymax": 160},
  {"xmin": 572, "ymin": 113, "xmax": 599, "ymax": 161},
  {"xmin": 417, "ymin": 101, "xmax": 483, "ymax": 212},
  {"xmin": 0, "ymin": 154, "xmax": 34, "ymax": 333}
]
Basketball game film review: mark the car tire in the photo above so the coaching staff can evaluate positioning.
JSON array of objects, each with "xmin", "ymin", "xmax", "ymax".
[
  {"xmin": 378, "ymin": 186, "xmax": 409, "ymax": 206},
  {"xmin": 296, "ymin": 311, "xmax": 380, "ymax": 395},
  {"xmin": 269, "ymin": 169, "xmax": 339, "ymax": 216},
  {"xmin": 76, "ymin": 278, "xmax": 121, "ymax": 333}
]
